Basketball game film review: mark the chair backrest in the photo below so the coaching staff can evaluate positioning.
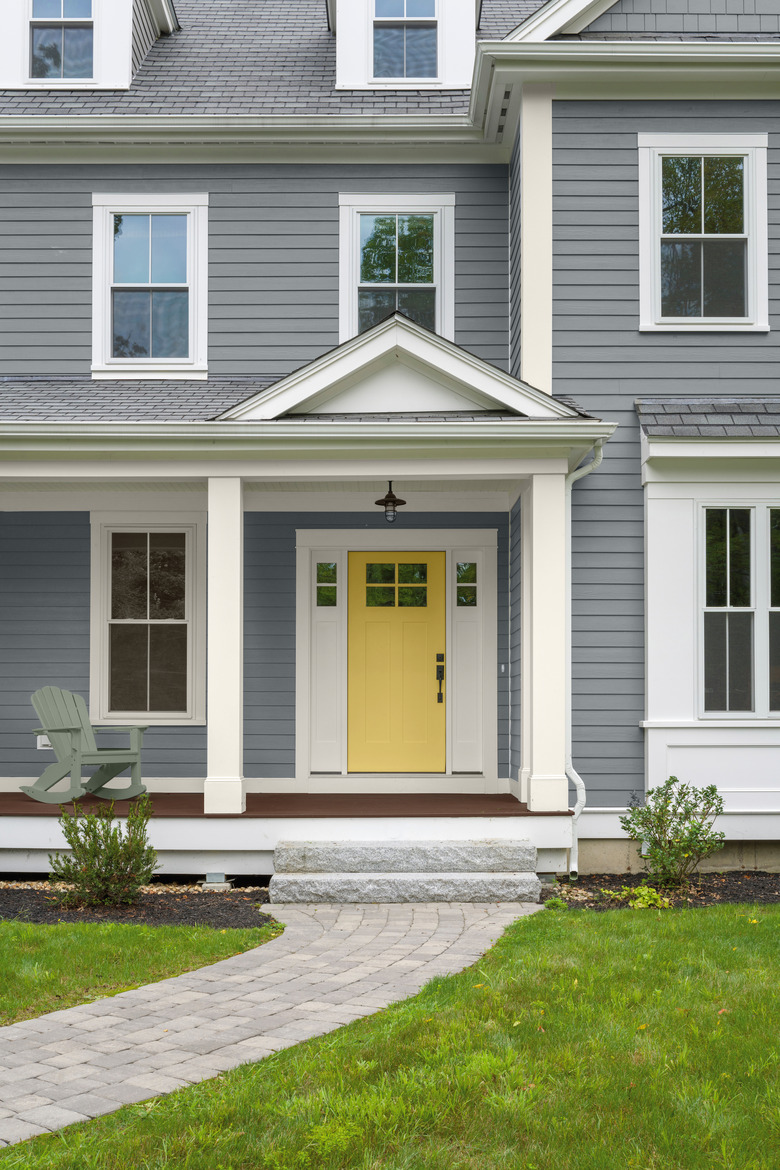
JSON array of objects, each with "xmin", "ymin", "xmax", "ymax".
[{"xmin": 31, "ymin": 687, "xmax": 97, "ymax": 760}]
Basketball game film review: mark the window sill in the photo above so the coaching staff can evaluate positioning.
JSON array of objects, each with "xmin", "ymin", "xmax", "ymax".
[
  {"xmin": 335, "ymin": 81, "xmax": 448, "ymax": 90},
  {"xmin": 94, "ymin": 718, "xmax": 206, "ymax": 728},
  {"xmin": 92, "ymin": 364, "xmax": 208, "ymax": 381},
  {"xmin": 639, "ymin": 323, "xmax": 770, "ymax": 333},
  {"xmin": 641, "ymin": 719, "xmax": 780, "ymax": 728}
]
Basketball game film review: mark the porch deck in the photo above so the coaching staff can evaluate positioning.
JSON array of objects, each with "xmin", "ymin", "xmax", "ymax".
[{"xmin": 1, "ymin": 792, "xmax": 572, "ymax": 819}]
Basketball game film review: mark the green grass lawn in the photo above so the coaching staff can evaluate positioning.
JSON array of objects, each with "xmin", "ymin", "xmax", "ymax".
[
  {"xmin": 1, "ymin": 904, "xmax": 778, "ymax": 1169},
  {"xmin": 0, "ymin": 919, "xmax": 282, "ymax": 1025}
]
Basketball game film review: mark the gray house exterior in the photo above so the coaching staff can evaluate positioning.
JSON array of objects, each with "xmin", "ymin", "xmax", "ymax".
[{"xmin": 1, "ymin": 0, "xmax": 779, "ymax": 876}]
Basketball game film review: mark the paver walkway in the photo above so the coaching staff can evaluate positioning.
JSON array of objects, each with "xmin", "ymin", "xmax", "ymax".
[{"xmin": 0, "ymin": 901, "xmax": 540, "ymax": 1147}]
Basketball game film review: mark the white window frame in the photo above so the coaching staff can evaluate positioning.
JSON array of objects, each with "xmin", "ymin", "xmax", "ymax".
[
  {"xmin": 91, "ymin": 192, "xmax": 209, "ymax": 380},
  {"xmin": 699, "ymin": 502, "xmax": 778, "ymax": 720},
  {"xmin": 638, "ymin": 133, "xmax": 769, "ymax": 333},
  {"xmin": 0, "ymin": 0, "xmax": 132, "ymax": 90},
  {"xmin": 90, "ymin": 512, "xmax": 207, "ymax": 726},
  {"xmin": 333, "ymin": 0, "xmax": 475, "ymax": 90},
  {"xmin": 338, "ymin": 192, "xmax": 455, "ymax": 343},
  {"xmin": 372, "ymin": 0, "xmax": 437, "ymax": 84}
]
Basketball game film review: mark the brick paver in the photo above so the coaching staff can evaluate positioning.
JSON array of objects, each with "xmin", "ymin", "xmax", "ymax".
[{"xmin": 0, "ymin": 901, "xmax": 540, "ymax": 1146}]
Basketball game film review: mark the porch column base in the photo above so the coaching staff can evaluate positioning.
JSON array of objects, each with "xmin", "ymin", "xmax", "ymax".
[
  {"xmin": 528, "ymin": 773, "xmax": 568, "ymax": 813},
  {"xmin": 204, "ymin": 778, "xmax": 246, "ymax": 815}
]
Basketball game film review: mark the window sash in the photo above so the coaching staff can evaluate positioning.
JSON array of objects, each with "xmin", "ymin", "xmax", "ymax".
[
  {"xmin": 106, "ymin": 528, "xmax": 192, "ymax": 717},
  {"xmin": 700, "ymin": 505, "xmax": 780, "ymax": 718},
  {"xmin": 655, "ymin": 150, "xmax": 752, "ymax": 324}
]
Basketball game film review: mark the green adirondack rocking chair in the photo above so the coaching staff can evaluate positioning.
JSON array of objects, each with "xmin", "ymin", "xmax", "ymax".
[{"xmin": 20, "ymin": 686, "xmax": 147, "ymax": 804}]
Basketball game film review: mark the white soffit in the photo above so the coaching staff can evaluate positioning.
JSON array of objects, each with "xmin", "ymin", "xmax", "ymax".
[
  {"xmin": 505, "ymin": 0, "xmax": 620, "ymax": 42},
  {"xmin": 219, "ymin": 314, "xmax": 579, "ymax": 422}
]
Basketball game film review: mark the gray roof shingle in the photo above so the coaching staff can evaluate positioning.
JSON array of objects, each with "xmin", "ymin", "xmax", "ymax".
[
  {"xmin": 0, "ymin": 0, "xmax": 546, "ymax": 119},
  {"xmin": 636, "ymin": 397, "xmax": 780, "ymax": 439},
  {"xmin": 0, "ymin": 377, "xmax": 596, "ymax": 424}
]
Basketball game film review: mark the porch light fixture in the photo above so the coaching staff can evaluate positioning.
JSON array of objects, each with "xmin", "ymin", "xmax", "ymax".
[{"xmin": 375, "ymin": 481, "xmax": 406, "ymax": 524}]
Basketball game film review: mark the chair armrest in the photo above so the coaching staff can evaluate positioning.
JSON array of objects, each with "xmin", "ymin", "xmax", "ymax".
[{"xmin": 33, "ymin": 725, "xmax": 81, "ymax": 733}]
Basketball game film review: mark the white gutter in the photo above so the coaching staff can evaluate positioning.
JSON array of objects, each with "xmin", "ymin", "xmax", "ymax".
[{"xmin": 564, "ymin": 438, "xmax": 605, "ymax": 878}]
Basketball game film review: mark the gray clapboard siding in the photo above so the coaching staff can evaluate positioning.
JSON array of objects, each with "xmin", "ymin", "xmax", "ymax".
[
  {"xmin": 0, "ymin": 164, "xmax": 509, "ymax": 377},
  {"xmin": 576, "ymin": 0, "xmax": 779, "ymax": 37},
  {"xmin": 509, "ymin": 133, "xmax": 522, "ymax": 381},
  {"xmin": 0, "ymin": 512, "xmax": 206, "ymax": 778},
  {"xmin": 132, "ymin": 0, "xmax": 158, "ymax": 75},
  {"xmin": 554, "ymin": 97, "xmax": 780, "ymax": 807},
  {"xmin": 243, "ymin": 512, "xmax": 509, "ymax": 779}
]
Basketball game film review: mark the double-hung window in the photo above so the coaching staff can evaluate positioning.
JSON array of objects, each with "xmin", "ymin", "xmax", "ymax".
[
  {"xmin": 91, "ymin": 517, "xmax": 206, "ymax": 724},
  {"xmin": 339, "ymin": 193, "xmax": 454, "ymax": 341},
  {"xmin": 31, "ymin": 0, "xmax": 93, "ymax": 80},
  {"xmin": 638, "ymin": 134, "xmax": 768, "ymax": 332},
  {"xmin": 373, "ymin": 0, "xmax": 436, "ymax": 80},
  {"xmin": 702, "ymin": 505, "xmax": 780, "ymax": 717},
  {"xmin": 92, "ymin": 193, "xmax": 208, "ymax": 378}
]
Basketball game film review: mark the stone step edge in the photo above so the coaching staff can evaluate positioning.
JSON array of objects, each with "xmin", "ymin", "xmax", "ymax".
[
  {"xmin": 273, "ymin": 840, "xmax": 538, "ymax": 874},
  {"xmin": 269, "ymin": 871, "xmax": 542, "ymax": 904}
]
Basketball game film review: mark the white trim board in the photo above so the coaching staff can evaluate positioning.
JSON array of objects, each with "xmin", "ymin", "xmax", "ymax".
[{"xmin": 295, "ymin": 528, "xmax": 499, "ymax": 789}]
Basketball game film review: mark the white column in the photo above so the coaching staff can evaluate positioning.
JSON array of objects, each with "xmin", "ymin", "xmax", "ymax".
[
  {"xmin": 524, "ymin": 473, "xmax": 569, "ymax": 812},
  {"xmin": 519, "ymin": 82, "xmax": 554, "ymax": 395},
  {"xmin": 204, "ymin": 477, "xmax": 245, "ymax": 814}
]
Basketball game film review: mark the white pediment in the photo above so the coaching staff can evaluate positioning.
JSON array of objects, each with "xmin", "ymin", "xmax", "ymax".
[
  {"xmin": 505, "ymin": 0, "xmax": 620, "ymax": 42},
  {"xmin": 220, "ymin": 314, "xmax": 580, "ymax": 423}
]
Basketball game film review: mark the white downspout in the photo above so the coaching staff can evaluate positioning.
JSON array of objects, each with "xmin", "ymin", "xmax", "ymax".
[{"xmin": 564, "ymin": 439, "xmax": 605, "ymax": 879}]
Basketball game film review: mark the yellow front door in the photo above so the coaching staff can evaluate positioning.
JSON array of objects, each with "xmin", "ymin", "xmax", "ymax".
[{"xmin": 348, "ymin": 551, "xmax": 445, "ymax": 773}]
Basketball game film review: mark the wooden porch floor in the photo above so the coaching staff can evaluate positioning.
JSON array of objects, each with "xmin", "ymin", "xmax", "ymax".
[{"xmin": 2, "ymin": 792, "xmax": 572, "ymax": 819}]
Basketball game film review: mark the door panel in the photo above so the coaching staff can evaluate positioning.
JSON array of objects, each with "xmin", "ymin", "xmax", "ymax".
[{"xmin": 348, "ymin": 551, "xmax": 445, "ymax": 772}]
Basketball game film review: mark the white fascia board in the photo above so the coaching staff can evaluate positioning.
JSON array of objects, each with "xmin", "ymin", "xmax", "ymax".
[
  {"xmin": 0, "ymin": 420, "xmax": 617, "ymax": 466},
  {"xmin": 643, "ymin": 438, "xmax": 780, "ymax": 465},
  {"xmin": 504, "ymin": 0, "xmax": 618, "ymax": 42},
  {"xmin": 221, "ymin": 316, "xmax": 580, "ymax": 423},
  {"xmin": 470, "ymin": 41, "xmax": 780, "ymax": 114},
  {"xmin": 0, "ymin": 114, "xmax": 480, "ymax": 151}
]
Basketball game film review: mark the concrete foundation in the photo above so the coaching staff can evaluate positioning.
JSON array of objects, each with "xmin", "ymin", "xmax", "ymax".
[{"xmin": 576, "ymin": 839, "xmax": 780, "ymax": 875}]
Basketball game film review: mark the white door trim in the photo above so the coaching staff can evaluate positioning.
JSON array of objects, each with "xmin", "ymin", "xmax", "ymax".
[{"xmin": 295, "ymin": 528, "xmax": 499, "ymax": 793}]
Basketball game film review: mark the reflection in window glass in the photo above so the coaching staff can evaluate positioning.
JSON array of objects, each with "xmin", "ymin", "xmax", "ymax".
[
  {"xmin": 660, "ymin": 155, "xmax": 747, "ymax": 319},
  {"xmin": 398, "ymin": 586, "xmax": 427, "ymax": 607},
  {"xmin": 317, "ymin": 586, "xmax": 337, "ymax": 607},
  {"xmin": 108, "ymin": 530, "xmax": 189, "ymax": 713},
  {"xmin": 398, "ymin": 563, "xmax": 427, "ymax": 583},
  {"xmin": 457, "ymin": 585, "xmax": 477, "ymax": 607},
  {"xmin": 366, "ymin": 563, "xmax": 395, "ymax": 584},
  {"xmin": 367, "ymin": 586, "xmax": 395, "ymax": 607},
  {"xmin": 771, "ymin": 511, "xmax": 780, "ymax": 608},
  {"xmin": 770, "ymin": 613, "xmax": 780, "ymax": 711},
  {"xmin": 456, "ymin": 562, "xmax": 477, "ymax": 583},
  {"xmin": 316, "ymin": 562, "xmax": 337, "ymax": 584},
  {"xmin": 31, "ymin": 0, "xmax": 93, "ymax": 79},
  {"xmin": 112, "ymin": 214, "xmax": 189, "ymax": 360}
]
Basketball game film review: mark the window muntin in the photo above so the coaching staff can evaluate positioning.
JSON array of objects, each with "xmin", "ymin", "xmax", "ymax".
[
  {"xmin": 31, "ymin": 0, "xmax": 93, "ymax": 79},
  {"xmin": 660, "ymin": 155, "xmax": 747, "ymax": 320},
  {"xmin": 108, "ymin": 530, "xmax": 190, "ymax": 715},
  {"xmin": 358, "ymin": 212, "xmax": 435, "ymax": 333},
  {"xmin": 373, "ymin": 0, "xmax": 436, "ymax": 80},
  {"xmin": 112, "ymin": 214, "xmax": 189, "ymax": 360}
]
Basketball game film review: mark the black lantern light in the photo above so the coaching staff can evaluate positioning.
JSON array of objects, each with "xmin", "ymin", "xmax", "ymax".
[{"xmin": 375, "ymin": 481, "xmax": 406, "ymax": 524}]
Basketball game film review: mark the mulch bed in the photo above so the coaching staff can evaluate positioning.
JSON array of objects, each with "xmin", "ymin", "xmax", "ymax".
[
  {"xmin": 0, "ymin": 884, "xmax": 273, "ymax": 929},
  {"xmin": 550, "ymin": 870, "xmax": 780, "ymax": 910}
]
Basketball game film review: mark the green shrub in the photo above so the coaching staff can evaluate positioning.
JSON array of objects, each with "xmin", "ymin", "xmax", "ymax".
[
  {"xmin": 544, "ymin": 896, "xmax": 568, "ymax": 912},
  {"xmin": 601, "ymin": 885, "xmax": 671, "ymax": 910},
  {"xmin": 619, "ymin": 775, "xmax": 725, "ymax": 887},
  {"xmin": 49, "ymin": 794, "xmax": 158, "ymax": 906}
]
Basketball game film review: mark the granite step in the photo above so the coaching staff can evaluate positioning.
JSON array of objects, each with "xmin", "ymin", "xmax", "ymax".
[
  {"xmin": 269, "ymin": 871, "xmax": 541, "ymax": 904},
  {"xmin": 268, "ymin": 839, "xmax": 541, "ymax": 903}
]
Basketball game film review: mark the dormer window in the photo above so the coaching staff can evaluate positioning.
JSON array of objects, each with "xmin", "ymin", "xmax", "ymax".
[
  {"xmin": 31, "ymin": 0, "xmax": 93, "ymax": 80},
  {"xmin": 373, "ymin": 0, "xmax": 436, "ymax": 81}
]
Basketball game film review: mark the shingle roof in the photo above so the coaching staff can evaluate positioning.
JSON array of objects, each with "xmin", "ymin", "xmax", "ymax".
[
  {"xmin": 636, "ymin": 397, "xmax": 780, "ymax": 439},
  {"xmin": 0, "ymin": 378, "xmax": 596, "ymax": 425},
  {"xmin": 0, "ymin": 376, "xmax": 275, "ymax": 422},
  {"xmin": 0, "ymin": 0, "xmax": 545, "ymax": 119}
]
